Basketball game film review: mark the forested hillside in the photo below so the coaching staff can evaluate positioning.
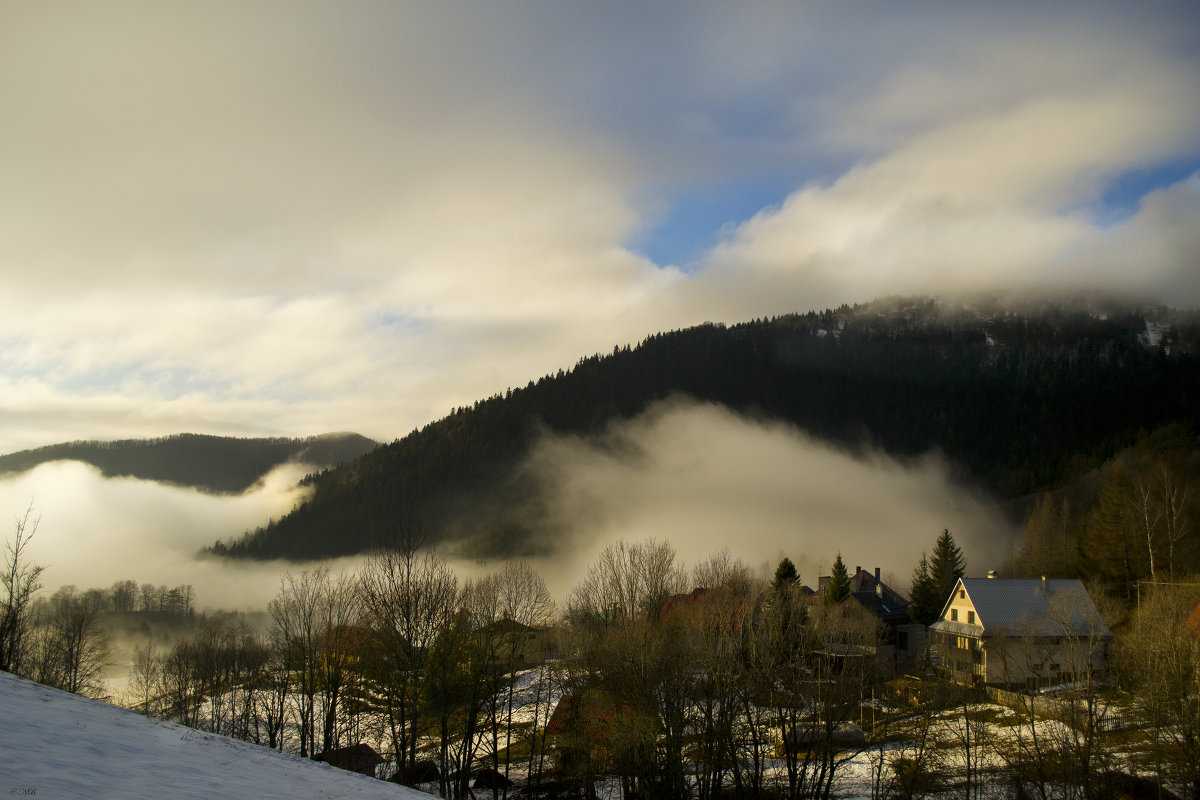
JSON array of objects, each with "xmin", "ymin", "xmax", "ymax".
[
  {"xmin": 213, "ymin": 297, "xmax": 1200, "ymax": 560},
  {"xmin": 0, "ymin": 432, "xmax": 377, "ymax": 494}
]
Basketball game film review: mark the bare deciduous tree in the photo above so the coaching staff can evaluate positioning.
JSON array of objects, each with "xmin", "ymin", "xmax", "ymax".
[
  {"xmin": 472, "ymin": 561, "xmax": 556, "ymax": 797},
  {"xmin": 1122, "ymin": 581, "xmax": 1200, "ymax": 798},
  {"xmin": 359, "ymin": 538, "xmax": 459, "ymax": 776},
  {"xmin": 31, "ymin": 586, "xmax": 110, "ymax": 698},
  {"xmin": 268, "ymin": 566, "xmax": 361, "ymax": 756},
  {"xmin": 1, "ymin": 503, "xmax": 44, "ymax": 674},
  {"xmin": 125, "ymin": 641, "xmax": 162, "ymax": 717},
  {"xmin": 568, "ymin": 538, "xmax": 685, "ymax": 624}
]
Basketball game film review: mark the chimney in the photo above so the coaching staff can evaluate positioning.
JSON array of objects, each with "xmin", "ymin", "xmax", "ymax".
[
  {"xmin": 874, "ymin": 567, "xmax": 881, "ymax": 583},
  {"xmin": 855, "ymin": 565, "xmax": 861, "ymax": 576}
]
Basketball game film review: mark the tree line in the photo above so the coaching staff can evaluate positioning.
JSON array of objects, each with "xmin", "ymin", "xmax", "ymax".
[{"xmin": 1008, "ymin": 424, "xmax": 1199, "ymax": 601}]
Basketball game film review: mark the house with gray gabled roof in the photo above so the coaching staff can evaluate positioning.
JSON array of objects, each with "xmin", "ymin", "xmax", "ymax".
[{"xmin": 929, "ymin": 576, "xmax": 1112, "ymax": 686}]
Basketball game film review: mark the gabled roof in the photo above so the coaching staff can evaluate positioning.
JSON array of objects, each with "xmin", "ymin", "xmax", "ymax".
[
  {"xmin": 842, "ymin": 590, "xmax": 910, "ymax": 625},
  {"xmin": 846, "ymin": 569, "xmax": 908, "ymax": 616},
  {"xmin": 930, "ymin": 578, "xmax": 1112, "ymax": 639}
]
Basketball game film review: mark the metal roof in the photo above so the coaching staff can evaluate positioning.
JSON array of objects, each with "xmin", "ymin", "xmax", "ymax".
[{"xmin": 931, "ymin": 577, "xmax": 1112, "ymax": 640}]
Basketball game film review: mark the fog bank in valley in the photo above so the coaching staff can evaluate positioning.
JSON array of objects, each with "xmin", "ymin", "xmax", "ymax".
[
  {"xmin": 502, "ymin": 400, "xmax": 1016, "ymax": 600},
  {"xmin": 2, "ymin": 402, "xmax": 1019, "ymax": 613},
  {"xmin": 0, "ymin": 460, "xmax": 321, "ymax": 612}
]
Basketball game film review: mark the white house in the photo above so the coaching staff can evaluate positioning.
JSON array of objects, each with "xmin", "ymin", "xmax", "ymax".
[{"xmin": 929, "ymin": 577, "xmax": 1112, "ymax": 686}]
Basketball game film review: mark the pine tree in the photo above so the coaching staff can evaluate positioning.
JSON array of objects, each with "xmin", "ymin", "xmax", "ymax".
[
  {"xmin": 772, "ymin": 557, "xmax": 799, "ymax": 591},
  {"xmin": 772, "ymin": 557, "xmax": 803, "ymax": 649},
  {"xmin": 909, "ymin": 553, "xmax": 941, "ymax": 625},
  {"xmin": 825, "ymin": 553, "xmax": 851, "ymax": 606},
  {"xmin": 929, "ymin": 529, "xmax": 966, "ymax": 615}
]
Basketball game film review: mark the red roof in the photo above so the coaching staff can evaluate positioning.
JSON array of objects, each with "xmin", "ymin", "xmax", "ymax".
[{"xmin": 660, "ymin": 587, "xmax": 707, "ymax": 616}]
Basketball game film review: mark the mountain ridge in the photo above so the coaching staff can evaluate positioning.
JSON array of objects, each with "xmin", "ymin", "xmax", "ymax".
[
  {"xmin": 213, "ymin": 296, "xmax": 1200, "ymax": 561},
  {"xmin": 0, "ymin": 431, "xmax": 378, "ymax": 495}
]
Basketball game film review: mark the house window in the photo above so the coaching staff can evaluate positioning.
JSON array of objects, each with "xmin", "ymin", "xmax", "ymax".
[
  {"xmin": 951, "ymin": 609, "xmax": 959, "ymax": 622},
  {"xmin": 957, "ymin": 636, "xmax": 969, "ymax": 649},
  {"xmin": 1033, "ymin": 663, "xmax": 1043, "ymax": 671},
  {"xmin": 1050, "ymin": 663, "xmax": 1060, "ymax": 672},
  {"xmin": 959, "ymin": 589, "xmax": 966, "ymax": 599},
  {"xmin": 968, "ymin": 610, "xmax": 975, "ymax": 624}
]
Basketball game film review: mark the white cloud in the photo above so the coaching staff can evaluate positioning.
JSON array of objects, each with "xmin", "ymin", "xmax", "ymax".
[
  {"xmin": 0, "ymin": 1, "xmax": 1196, "ymax": 458},
  {"xmin": 693, "ymin": 40, "xmax": 1200, "ymax": 319}
]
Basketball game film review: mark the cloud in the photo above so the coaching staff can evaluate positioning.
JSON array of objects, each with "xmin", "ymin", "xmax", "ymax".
[
  {"xmin": 0, "ymin": 1, "xmax": 1197, "ymax": 459},
  {"xmin": 1063, "ymin": 172, "xmax": 1200, "ymax": 306},
  {"xmin": 693, "ymin": 35, "xmax": 1200, "ymax": 319},
  {"xmin": 496, "ymin": 400, "xmax": 1015, "ymax": 601}
]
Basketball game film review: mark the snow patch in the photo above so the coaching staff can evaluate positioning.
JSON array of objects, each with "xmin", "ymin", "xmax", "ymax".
[{"xmin": 0, "ymin": 670, "xmax": 431, "ymax": 799}]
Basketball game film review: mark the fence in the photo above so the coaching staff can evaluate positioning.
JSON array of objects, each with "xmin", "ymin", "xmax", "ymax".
[{"xmin": 985, "ymin": 687, "xmax": 1133, "ymax": 732}]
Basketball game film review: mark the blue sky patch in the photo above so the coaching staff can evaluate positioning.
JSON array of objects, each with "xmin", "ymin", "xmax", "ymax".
[
  {"xmin": 1089, "ymin": 157, "xmax": 1200, "ymax": 227},
  {"xmin": 630, "ymin": 174, "xmax": 802, "ymax": 270}
]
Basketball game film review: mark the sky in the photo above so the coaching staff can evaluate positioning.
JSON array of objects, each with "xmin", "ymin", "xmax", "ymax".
[{"xmin": 1, "ymin": 1, "xmax": 1199, "ymax": 454}]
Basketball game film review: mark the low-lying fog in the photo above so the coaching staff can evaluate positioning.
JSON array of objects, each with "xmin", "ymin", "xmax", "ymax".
[
  {"xmin": 493, "ymin": 399, "xmax": 1016, "ymax": 598},
  {"xmin": 1, "ymin": 400, "xmax": 1017, "ymax": 615},
  {"xmin": 0, "ymin": 460, "xmax": 327, "ymax": 612}
]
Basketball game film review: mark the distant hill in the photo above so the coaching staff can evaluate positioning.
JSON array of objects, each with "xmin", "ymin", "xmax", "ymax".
[
  {"xmin": 0, "ymin": 432, "xmax": 378, "ymax": 494},
  {"xmin": 213, "ymin": 296, "xmax": 1200, "ymax": 561}
]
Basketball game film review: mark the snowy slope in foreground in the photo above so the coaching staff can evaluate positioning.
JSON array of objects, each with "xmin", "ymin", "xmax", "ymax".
[{"xmin": 0, "ymin": 670, "xmax": 427, "ymax": 800}]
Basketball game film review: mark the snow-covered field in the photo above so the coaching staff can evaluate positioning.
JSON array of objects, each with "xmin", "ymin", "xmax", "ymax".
[{"xmin": 0, "ymin": 670, "xmax": 432, "ymax": 800}]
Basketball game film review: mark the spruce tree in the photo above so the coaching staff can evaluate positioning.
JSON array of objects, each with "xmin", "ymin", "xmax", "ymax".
[
  {"xmin": 772, "ymin": 557, "xmax": 799, "ymax": 591},
  {"xmin": 929, "ymin": 528, "xmax": 966, "ymax": 614},
  {"xmin": 772, "ymin": 557, "xmax": 802, "ymax": 650},
  {"xmin": 825, "ymin": 553, "xmax": 851, "ymax": 606},
  {"xmin": 909, "ymin": 553, "xmax": 941, "ymax": 625}
]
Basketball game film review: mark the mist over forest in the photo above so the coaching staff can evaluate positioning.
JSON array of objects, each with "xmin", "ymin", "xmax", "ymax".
[
  {"xmin": 0, "ymin": 402, "xmax": 1011, "ymax": 613},
  {"xmin": 3, "ymin": 296, "xmax": 1197, "ymax": 618}
]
